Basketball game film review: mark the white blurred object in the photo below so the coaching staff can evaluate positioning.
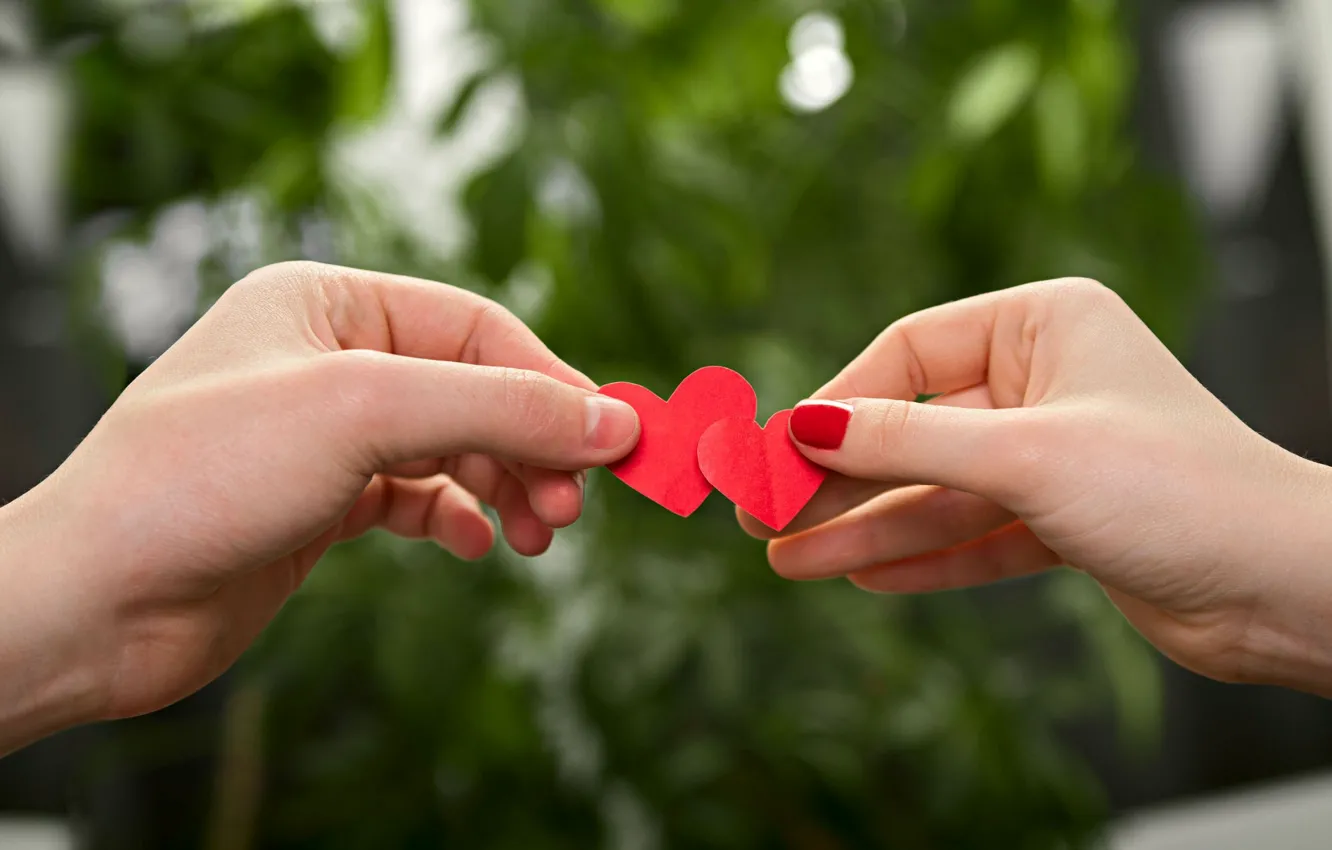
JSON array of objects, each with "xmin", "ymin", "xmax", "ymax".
[
  {"xmin": 0, "ymin": 63, "xmax": 69, "ymax": 261},
  {"xmin": 0, "ymin": 819, "xmax": 74, "ymax": 850},
  {"xmin": 780, "ymin": 12, "xmax": 854, "ymax": 113},
  {"xmin": 334, "ymin": 0, "xmax": 520, "ymax": 263},
  {"xmin": 1163, "ymin": 3, "xmax": 1286, "ymax": 222},
  {"xmin": 100, "ymin": 201, "xmax": 211, "ymax": 360},
  {"xmin": 0, "ymin": 0, "xmax": 33, "ymax": 54},
  {"xmin": 537, "ymin": 158, "xmax": 599, "ymax": 226},
  {"xmin": 1285, "ymin": 0, "xmax": 1332, "ymax": 308},
  {"xmin": 1110, "ymin": 770, "xmax": 1332, "ymax": 850},
  {"xmin": 298, "ymin": 0, "xmax": 365, "ymax": 53},
  {"xmin": 788, "ymin": 11, "xmax": 844, "ymax": 56}
]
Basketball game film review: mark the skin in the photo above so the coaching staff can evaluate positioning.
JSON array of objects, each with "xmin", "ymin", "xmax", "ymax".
[
  {"xmin": 740, "ymin": 278, "xmax": 1332, "ymax": 697},
  {"xmin": 0, "ymin": 261, "xmax": 640, "ymax": 755}
]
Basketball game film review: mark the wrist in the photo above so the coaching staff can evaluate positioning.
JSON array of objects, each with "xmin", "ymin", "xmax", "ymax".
[
  {"xmin": 0, "ymin": 480, "xmax": 108, "ymax": 754},
  {"xmin": 1230, "ymin": 452, "xmax": 1332, "ymax": 696}
]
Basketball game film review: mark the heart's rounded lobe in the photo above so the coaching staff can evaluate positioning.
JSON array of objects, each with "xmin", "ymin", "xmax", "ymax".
[{"xmin": 599, "ymin": 366, "xmax": 758, "ymax": 516}]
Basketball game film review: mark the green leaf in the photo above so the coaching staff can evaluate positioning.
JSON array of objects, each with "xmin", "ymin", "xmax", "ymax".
[
  {"xmin": 907, "ymin": 146, "xmax": 961, "ymax": 220},
  {"xmin": 1047, "ymin": 572, "xmax": 1162, "ymax": 752},
  {"xmin": 463, "ymin": 152, "xmax": 532, "ymax": 284},
  {"xmin": 594, "ymin": 0, "xmax": 678, "ymax": 33},
  {"xmin": 1069, "ymin": 22, "xmax": 1131, "ymax": 128},
  {"xmin": 249, "ymin": 135, "xmax": 319, "ymax": 208},
  {"xmin": 947, "ymin": 41, "xmax": 1041, "ymax": 143},
  {"xmin": 1034, "ymin": 71, "xmax": 1087, "ymax": 193},
  {"xmin": 336, "ymin": 0, "xmax": 392, "ymax": 124}
]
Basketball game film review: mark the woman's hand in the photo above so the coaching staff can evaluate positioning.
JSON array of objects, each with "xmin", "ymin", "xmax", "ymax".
[
  {"xmin": 742, "ymin": 278, "xmax": 1332, "ymax": 695},
  {"xmin": 0, "ymin": 261, "xmax": 639, "ymax": 752}
]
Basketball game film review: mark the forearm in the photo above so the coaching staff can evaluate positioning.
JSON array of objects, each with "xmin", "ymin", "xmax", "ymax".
[{"xmin": 0, "ymin": 485, "xmax": 104, "ymax": 755}]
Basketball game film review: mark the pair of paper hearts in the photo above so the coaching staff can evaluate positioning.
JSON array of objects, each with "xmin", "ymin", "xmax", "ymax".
[{"xmin": 599, "ymin": 367, "xmax": 825, "ymax": 531}]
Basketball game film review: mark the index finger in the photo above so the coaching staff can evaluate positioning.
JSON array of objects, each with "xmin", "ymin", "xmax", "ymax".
[
  {"xmin": 274, "ymin": 261, "xmax": 596, "ymax": 389},
  {"xmin": 813, "ymin": 285, "xmax": 1029, "ymax": 404}
]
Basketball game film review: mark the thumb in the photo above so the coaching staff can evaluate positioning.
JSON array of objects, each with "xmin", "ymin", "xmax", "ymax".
[
  {"xmin": 325, "ymin": 351, "xmax": 640, "ymax": 471},
  {"xmin": 787, "ymin": 398, "xmax": 1035, "ymax": 502}
]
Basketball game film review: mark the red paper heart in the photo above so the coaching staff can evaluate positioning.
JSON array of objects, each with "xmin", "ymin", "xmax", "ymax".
[
  {"xmin": 697, "ymin": 409, "xmax": 827, "ymax": 532},
  {"xmin": 599, "ymin": 366, "xmax": 758, "ymax": 516}
]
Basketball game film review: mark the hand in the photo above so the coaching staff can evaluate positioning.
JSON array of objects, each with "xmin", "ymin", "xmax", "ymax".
[
  {"xmin": 742, "ymin": 278, "xmax": 1332, "ymax": 694},
  {"xmin": 0, "ymin": 261, "xmax": 639, "ymax": 751}
]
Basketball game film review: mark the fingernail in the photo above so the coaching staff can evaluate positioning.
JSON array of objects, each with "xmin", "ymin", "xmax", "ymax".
[
  {"xmin": 574, "ymin": 469, "xmax": 588, "ymax": 494},
  {"xmin": 585, "ymin": 395, "xmax": 639, "ymax": 451},
  {"xmin": 790, "ymin": 400, "xmax": 853, "ymax": 449}
]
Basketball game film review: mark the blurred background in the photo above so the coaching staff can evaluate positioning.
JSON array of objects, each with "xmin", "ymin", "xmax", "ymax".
[{"xmin": 2, "ymin": 0, "xmax": 1332, "ymax": 847}]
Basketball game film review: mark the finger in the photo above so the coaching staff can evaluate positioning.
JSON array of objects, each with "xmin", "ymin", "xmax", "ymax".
[
  {"xmin": 810, "ymin": 277, "xmax": 1119, "ymax": 405},
  {"xmin": 443, "ymin": 454, "xmax": 559, "ymax": 553},
  {"xmin": 371, "ymin": 454, "xmax": 563, "ymax": 552},
  {"xmin": 382, "ymin": 457, "xmax": 448, "ymax": 479},
  {"xmin": 848, "ymin": 523, "xmax": 1061, "ymax": 594},
  {"xmin": 381, "ymin": 457, "xmax": 585, "ymax": 528},
  {"xmin": 506, "ymin": 462, "xmax": 585, "ymax": 528},
  {"xmin": 491, "ymin": 472, "xmax": 555, "ymax": 556},
  {"xmin": 339, "ymin": 475, "xmax": 496, "ymax": 560},
  {"xmin": 319, "ymin": 353, "xmax": 639, "ymax": 472},
  {"xmin": 290, "ymin": 263, "xmax": 602, "ymax": 524},
  {"xmin": 767, "ymin": 486, "xmax": 1016, "ymax": 580},
  {"xmin": 314, "ymin": 263, "xmax": 597, "ymax": 527},
  {"xmin": 812, "ymin": 287, "xmax": 1025, "ymax": 403},
  {"xmin": 788, "ymin": 397, "xmax": 1040, "ymax": 504},
  {"xmin": 275, "ymin": 262, "xmax": 595, "ymax": 388},
  {"xmin": 736, "ymin": 389, "xmax": 999, "ymax": 540},
  {"xmin": 347, "ymin": 466, "xmax": 562, "ymax": 559}
]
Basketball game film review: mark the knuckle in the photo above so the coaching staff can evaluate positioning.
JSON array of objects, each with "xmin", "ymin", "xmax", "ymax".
[
  {"xmin": 1032, "ymin": 275, "xmax": 1110, "ymax": 300},
  {"xmin": 235, "ymin": 260, "xmax": 325, "ymax": 294},
  {"xmin": 885, "ymin": 310, "xmax": 927, "ymax": 338},
  {"xmin": 500, "ymin": 368, "xmax": 567, "ymax": 443},
  {"xmin": 865, "ymin": 399, "xmax": 916, "ymax": 458},
  {"xmin": 1061, "ymin": 276, "xmax": 1113, "ymax": 299},
  {"xmin": 919, "ymin": 486, "xmax": 980, "ymax": 541},
  {"xmin": 1043, "ymin": 276, "xmax": 1127, "ymax": 319},
  {"xmin": 468, "ymin": 299, "xmax": 529, "ymax": 360},
  {"xmin": 881, "ymin": 318, "xmax": 929, "ymax": 395},
  {"xmin": 228, "ymin": 260, "xmax": 341, "ymax": 314},
  {"xmin": 479, "ymin": 297, "xmax": 522, "ymax": 332}
]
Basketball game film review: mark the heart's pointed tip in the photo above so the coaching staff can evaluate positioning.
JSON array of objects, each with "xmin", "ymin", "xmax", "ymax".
[
  {"xmin": 758, "ymin": 517, "xmax": 787, "ymax": 533},
  {"xmin": 698, "ymin": 409, "xmax": 824, "ymax": 531},
  {"xmin": 753, "ymin": 502, "xmax": 802, "ymax": 533}
]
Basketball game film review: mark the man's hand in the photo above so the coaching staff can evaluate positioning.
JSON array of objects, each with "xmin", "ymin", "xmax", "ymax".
[{"xmin": 0, "ymin": 261, "xmax": 639, "ymax": 753}]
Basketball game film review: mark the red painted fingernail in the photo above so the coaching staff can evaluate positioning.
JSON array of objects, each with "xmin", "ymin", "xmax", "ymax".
[{"xmin": 789, "ymin": 400, "xmax": 853, "ymax": 449}]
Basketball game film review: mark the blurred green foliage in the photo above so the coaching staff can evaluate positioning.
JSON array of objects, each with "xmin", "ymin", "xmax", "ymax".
[{"xmin": 38, "ymin": 0, "xmax": 1204, "ymax": 846}]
